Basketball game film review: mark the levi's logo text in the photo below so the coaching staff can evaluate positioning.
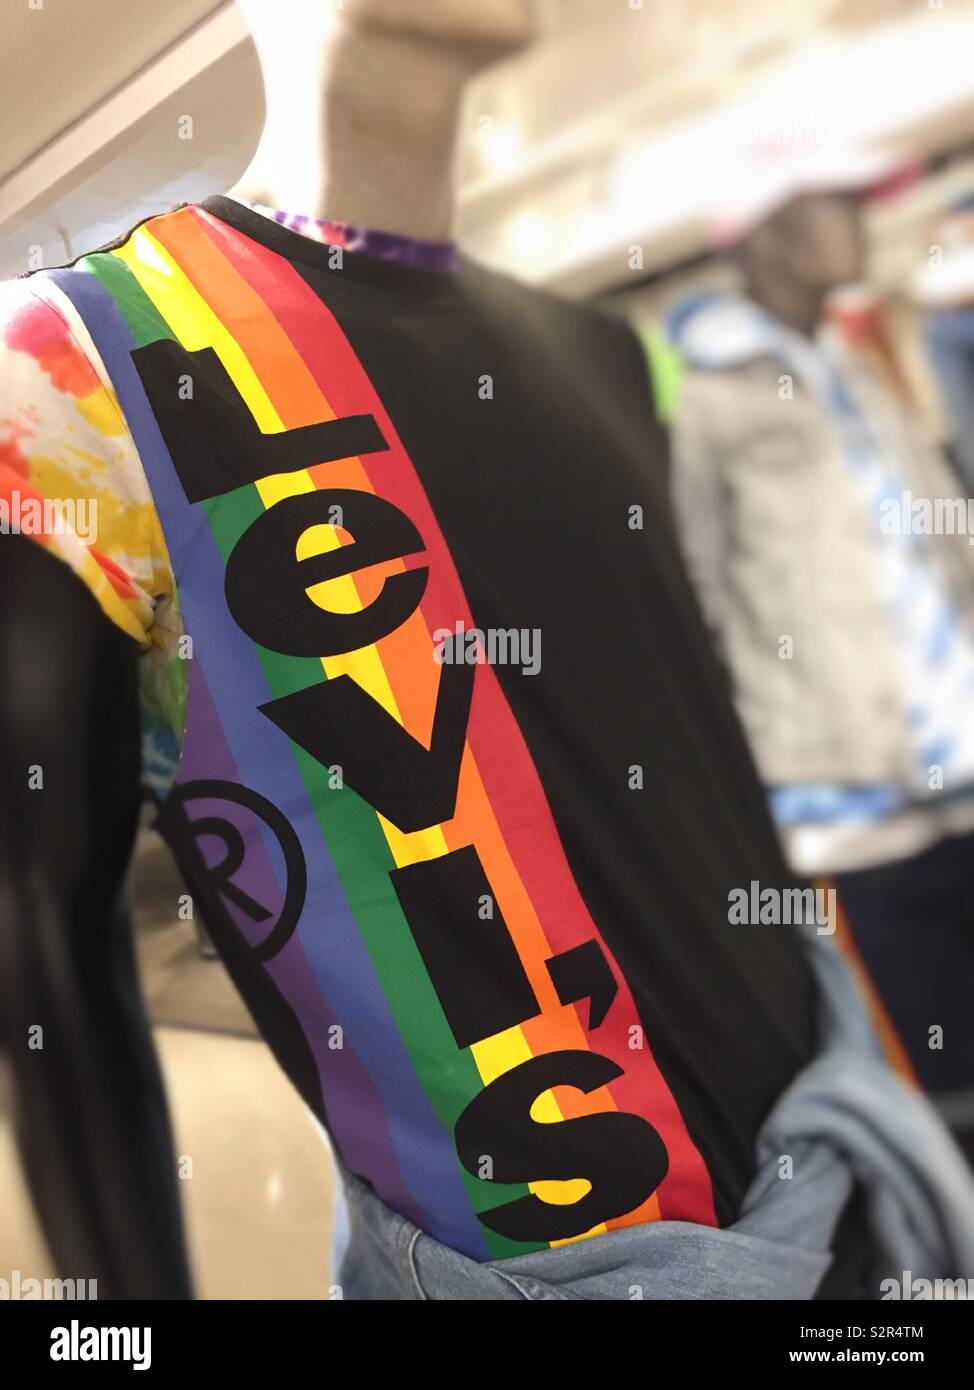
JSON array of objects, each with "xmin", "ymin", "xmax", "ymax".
[{"xmin": 125, "ymin": 254, "xmax": 715, "ymax": 1257}]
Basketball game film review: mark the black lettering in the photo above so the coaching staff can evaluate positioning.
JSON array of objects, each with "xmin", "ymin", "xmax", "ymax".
[
  {"xmin": 155, "ymin": 778, "xmax": 325, "ymax": 1125},
  {"xmin": 225, "ymin": 489, "xmax": 428, "ymax": 657},
  {"xmin": 260, "ymin": 655, "xmax": 474, "ymax": 832},
  {"xmin": 131, "ymin": 341, "xmax": 387, "ymax": 503},
  {"xmin": 155, "ymin": 778, "xmax": 306, "ymax": 963},
  {"xmin": 390, "ymin": 846, "xmax": 540, "ymax": 1047},
  {"xmin": 545, "ymin": 940, "xmax": 618, "ymax": 1029},
  {"xmin": 455, "ymin": 1050, "xmax": 668, "ymax": 1241}
]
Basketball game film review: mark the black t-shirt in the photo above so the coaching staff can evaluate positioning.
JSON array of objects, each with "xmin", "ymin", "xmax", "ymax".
[{"xmin": 29, "ymin": 193, "xmax": 816, "ymax": 1261}]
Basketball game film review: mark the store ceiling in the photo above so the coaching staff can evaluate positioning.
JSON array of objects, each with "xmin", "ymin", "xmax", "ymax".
[
  {"xmin": 0, "ymin": 0, "xmax": 598, "ymax": 192},
  {"xmin": 0, "ymin": 0, "xmax": 972, "ymax": 287},
  {"xmin": 0, "ymin": 0, "xmax": 220, "ymax": 183}
]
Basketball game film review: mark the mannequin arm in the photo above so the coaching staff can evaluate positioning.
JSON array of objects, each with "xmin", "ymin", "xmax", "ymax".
[{"xmin": 0, "ymin": 534, "xmax": 192, "ymax": 1299}]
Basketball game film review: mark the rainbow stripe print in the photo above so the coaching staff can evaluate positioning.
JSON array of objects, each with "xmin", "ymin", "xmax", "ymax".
[{"xmin": 40, "ymin": 201, "xmax": 717, "ymax": 1261}]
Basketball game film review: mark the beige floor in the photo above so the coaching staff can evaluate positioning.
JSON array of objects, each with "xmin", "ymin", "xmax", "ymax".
[{"xmin": 0, "ymin": 1026, "xmax": 336, "ymax": 1299}]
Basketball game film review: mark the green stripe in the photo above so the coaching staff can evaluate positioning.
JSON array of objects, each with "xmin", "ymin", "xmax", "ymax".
[{"xmin": 82, "ymin": 251, "xmax": 171, "ymax": 342}]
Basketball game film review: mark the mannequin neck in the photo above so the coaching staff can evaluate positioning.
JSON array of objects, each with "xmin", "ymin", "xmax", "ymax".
[
  {"xmin": 228, "ymin": 25, "xmax": 479, "ymax": 242},
  {"xmin": 744, "ymin": 265, "xmax": 826, "ymax": 340}
]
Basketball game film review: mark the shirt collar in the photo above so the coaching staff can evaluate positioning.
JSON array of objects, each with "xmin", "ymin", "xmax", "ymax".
[{"xmin": 231, "ymin": 198, "xmax": 461, "ymax": 274}]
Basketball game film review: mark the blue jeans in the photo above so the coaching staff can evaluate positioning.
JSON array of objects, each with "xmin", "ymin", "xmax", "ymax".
[
  {"xmin": 333, "ymin": 1143, "xmax": 853, "ymax": 1301},
  {"xmin": 331, "ymin": 931, "xmax": 974, "ymax": 1300}
]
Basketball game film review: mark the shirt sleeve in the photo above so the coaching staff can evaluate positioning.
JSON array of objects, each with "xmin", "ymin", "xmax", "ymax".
[
  {"xmin": 0, "ymin": 274, "xmax": 184, "ymax": 798},
  {"xmin": 0, "ymin": 274, "xmax": 173, "ymax": 645}
]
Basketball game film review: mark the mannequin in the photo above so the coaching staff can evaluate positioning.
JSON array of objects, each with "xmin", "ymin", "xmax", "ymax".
[
  {"xmin": 0, "ymin": 0, "xmax": 536, "ymax": 1300},
  {"xmin": 6, "ymin": 5, "xmax": 971, "ymax": 1303},
  {"xmin": 736, "ymin": 190, "xmax": 864, "ymax": 338},
  {"xmin": 227, "ymin": 0, "xmax": 537, "ymax": 238},
  {"xmin": 0, "ymin": 534, "xmax": 190, "ymax": 1300},
  {"xmin": 668, "ymin": 187, "xmax": 974, "ymax": 1110}
]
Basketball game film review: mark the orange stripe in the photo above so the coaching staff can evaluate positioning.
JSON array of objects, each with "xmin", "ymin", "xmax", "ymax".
[
  {"xmin": 821, "ymin": 877, "xmax": 919, "ymax": 1085},
  {"xmin": 606, "ymin": 1192, "xmax": 663, "ymax": 1231}
]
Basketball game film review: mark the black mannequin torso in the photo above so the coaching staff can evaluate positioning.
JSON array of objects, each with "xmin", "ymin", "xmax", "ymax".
[{"xmin": 0, "ymin": 533, "xmax": 191, "ymax": 1299}]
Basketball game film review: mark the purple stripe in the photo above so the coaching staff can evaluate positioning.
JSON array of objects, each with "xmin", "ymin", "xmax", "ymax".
[
  {"xmin": 180, "ymin": 658, "xmax": 413, "ymax": 1194},
  {"xmin": 238, "ymin": 198, "xmax": 462, "ymax": 273}
]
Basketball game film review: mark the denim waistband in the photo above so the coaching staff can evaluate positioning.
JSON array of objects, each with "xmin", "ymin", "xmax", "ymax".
[
  {"xmin": 330, "ymin": 932, "xmax": 974, "ymax": 1299},
  {"xmin": 333, "ymin": 1139, "xmax": 850, "ymax": 1301}
]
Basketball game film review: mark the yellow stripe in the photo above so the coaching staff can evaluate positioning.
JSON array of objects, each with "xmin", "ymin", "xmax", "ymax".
[{"xmin": 113, "ymin": 233, "xmax": 280, "ymax": 432}]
